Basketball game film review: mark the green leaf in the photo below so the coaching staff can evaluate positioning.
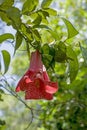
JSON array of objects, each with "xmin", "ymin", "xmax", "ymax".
[
  {"xmin": 42, "ymin": 54, "xmax": 53, "ymax": 69},
  {"xmin": 66, "ymin": 46, "xmax": 79, "ymax": 82},
  {"xmin": 32, "ymin": 15, "xmax": 42, "ymax": 25},
  {"xmin": 47, "ymin": 29, "xmax": 59, "ymax": 40},
  {"xmin": 1, "ymin": 50, "xmax": 11, "ymax": 74},
  {"xmin": 0, "ymin": 11, "xmax": 11, "ymax": 25},
  {"xmin": 41, "ymin": 0, "xmax": 53, "ymax": 9},
  {"xmin": 22, "ymin": 0, "xmax": 38, "ymax": 14},
  {"xmin": 21, "ymin": 24, "xmax": 33, "ymax": 41},
  {"xmin": 0, "ymin": 6, "xmax": 21, "ymax": 28},
  {"xmin": 6, "ymin": 7, "xmax": 21, "ymax": 28},
  {"xmin": 43, "ymin": 8, "xmax": 57, "ymax": 16},
  {"xmin": 42, "ymin": 44, "xmax": 50, "ymax": 54},
  {"xmin": 62, "ymin": 18, "xmax": 79, "ymax": 39},
  {"xmin": 42, "ymin": 43, "xmax": 55, "ymax": 56},
  {"xmin": 31, "ymin": 41, "xmax": 41, "ymax": 49},
  {"xmin": 15, "ymin": 31, "xmax": 22, "ymax": 51},
  {"xmin": 41, "ymin": 44, "xmax": 55, "ymax": 68},
  {"xmin": 37, "ymin": 10, "xmax": 49, "ymax": 24},
  {"xmin": 29, "ymin": 12, "xmax": 38, "ymax": 20},
  {"xmin": 33, "ymin": 24, "xmax": 50, "ymax": 29},
  {"xmin": 38, "ymin": 10, "xmax": 49, "ymax": 18},
  {"xmin": 0, "ymin": 0, "xmax": 14, "ymax": 10},
  {"xmin": 54, "ymin": 41, "xmax": 67, "ymax": 62},
  {"xmin": 0, "ymin": 33, "xmax": 14, "ymax": 43},
  {"xmin": 32, "ymin": 29, "xmax": 41, "ymax": 42}
]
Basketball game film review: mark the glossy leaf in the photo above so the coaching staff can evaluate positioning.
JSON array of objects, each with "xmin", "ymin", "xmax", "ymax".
[
  {"xmin": 32, "ymin": 29, "xmax": 41, "ymax": 42},
  {"xmin": 0, "ymin": 11, "xmax": 11, "ymax": 25},
  {"xmin": 54, "ymin": 41, "xmax": 67, "ymax": 62},
  {"xmin": 42, "ymin": 44, "xmax": 55, "ymax": 56},
  {"xmin": 1, "ymin": 50, "xmax": 11, "ymax": 74},
  {"xmin": 21, "ymin": 24, "xmax": 33, "ymax": 41},
  {"xmin": 41, "ymin": 0, "xmax": 53, "ymax": 9},
  {"xmin": 22, "ymin": 0, "xmax": 38, "ymax": 14},
  {"xmin": 41, "ymin": 44, "xmax": 55, "ymax": 68},
  {"xmin": 38, "ymin": 10, "xmax": 49, "ymax": 18},
  {"xmin": 6, "ymin": 7, "xmax": 21, "ymax": 28},
  {"xmin": 33, "ymin": 24, "xmax": 50, "ymax": 29},
  {"xmin": 15, "ymin": 31, "xmax": 22, "ymax": 51},
  {"xmin": 29, "ymin": 12, "xmax": 38, "ymax": 20},
  {"xmin": 42, "ymin": 44, "xmax": 50, "ymax": 55},
  {"xmin": 62, "ymin": 18, "xmax": 79, "ymax": 39},
  {"xmin": 0, "ymin": 0, "xmax": 14, "ymax": 10},
  {"xmin": 42, "ymin": 54, "xmax": 53, "ymax": 68},
  {"xmin": 44, "ymin": 8, "xmax": 57, "ymax": 16},
  {"xmin": 66, "ymin": 46, "xmax": 79, "ymax": 82},
  {"xmin": 32, "ymin": 15, "xmax": 42, "ymax": 25},
  {"xmin": 0, "ymin": 33, "xmax": 14, "ymax": 43},
  {"xmin": 37, "ymin": 10, "xmax": 49, "ymax": 24},
  {"xmin": 47, "ymin": 29, "xmax": 59, "ymax": 40}
]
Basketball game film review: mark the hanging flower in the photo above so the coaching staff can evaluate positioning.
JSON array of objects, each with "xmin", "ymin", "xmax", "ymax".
[{"xmin": 15, "ymin": 50, "xmax": 58, "ymax": 100}]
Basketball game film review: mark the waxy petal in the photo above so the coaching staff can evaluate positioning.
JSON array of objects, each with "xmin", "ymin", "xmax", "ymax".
[
  {"xmin": 16, "ymin": 71, "xmax": 35, "ymax": 92},
  {"xmin": 29, "ymin": 51, "xmax": 43, "ymax": 72},
  {"xmin": 25, "ymin": 79, "xmax": 53, "ymax": 100},
  {"xmin": 45, "ymin": 82, "xmax": 58, "ymax": 94}
]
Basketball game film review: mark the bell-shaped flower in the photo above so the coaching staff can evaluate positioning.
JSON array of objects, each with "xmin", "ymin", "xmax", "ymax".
[{"xmin": 15, "ymin": 50, "xmax": 58, "ymax": 100}]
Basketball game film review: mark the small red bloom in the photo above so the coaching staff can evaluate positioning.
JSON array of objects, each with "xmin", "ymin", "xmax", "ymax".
[{"xmin": 15, "ymin": 50, "xmax": 58, "ymax": 100}]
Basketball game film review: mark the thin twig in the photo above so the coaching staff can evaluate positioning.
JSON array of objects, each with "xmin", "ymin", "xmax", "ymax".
[{"xmin": 0, "ymin": 77, "xmax": 34, "ymax": 127}]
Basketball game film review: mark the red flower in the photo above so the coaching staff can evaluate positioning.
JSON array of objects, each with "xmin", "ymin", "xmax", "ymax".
[{"xmin": 15, "ymin": 50, "xmax": 58, "ymax": 100}]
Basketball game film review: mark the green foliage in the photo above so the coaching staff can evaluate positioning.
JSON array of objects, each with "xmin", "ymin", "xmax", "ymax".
[
  {"xmin": 6, "ymin": 7, "xmax": 21, "ymax": 28},
  {"xmin": 22, "ymin": 0, "xmax": 39, "ymax": 14},
  {"xmin": 32, "ymin": 14, "xmax": 42, "ymax": 25},
  {"xmin": 0, "ymin": 11, "xmax": 11, "ymax": 25},
  {"xmin": 1, "ymin": 50, "xmax": 10, "ymax": 74},
  {"xmin": 0, "ymin": 33, "xmax": 14, "ymax": 43},
  {"xmin": 43, "ymin": 8, "xmax": 57, "ymax": 16},
  {"xmin": 0, "ymin": 0, "xmax": 14, "ymax": 10},
  {"xmin": 62, "ymin": 18, "xmax": 79, "ymax": 39},
  {"xmin": 41, "ymin": 44, "xmax": 55, "ymax": 69},
  {"xmin": 66, "ymin": 46, "xmax": 79, "ymax": 82},
  {"xmin": 54, "ymin": 41, "xmax": 67, "ymax": 62},
  {"xmin": 41, "ymin": 0, "xmax": 53, "ymax": 9},
  {"xmin": 15, "ymin": 31, "xmax": 23, "ymax": 51},
  {"xmin": 0, "ymin": 0, "xmax": 14, "ymax": 25}
]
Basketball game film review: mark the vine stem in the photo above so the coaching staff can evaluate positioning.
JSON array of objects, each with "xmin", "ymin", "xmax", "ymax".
[{"xmin": 0, "ymin": 77, "xmax": 34, "ymax": 129}]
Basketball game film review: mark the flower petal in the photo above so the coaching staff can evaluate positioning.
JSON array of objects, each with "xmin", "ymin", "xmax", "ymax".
[
  {"xmin": 15, "ymin": 85, "xmax": 20, "ymax": 92},
  {"xmin": 29, "ymin": 50, "xmax": 43, "ymax": 72},
  {"xmin": 43, "ymin": 65, "xmax": 50, "ymax": 81},
  {"xmin": 45, "ymin": 82, "xmax": 58, "ymax": 94},
  {"xmin": 15, "ymin": 71, "xmax": 34, "ymax": 92},
  {"xmin": 25, "ymin": 78, "xmax": 53, "ymax": 100}
]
